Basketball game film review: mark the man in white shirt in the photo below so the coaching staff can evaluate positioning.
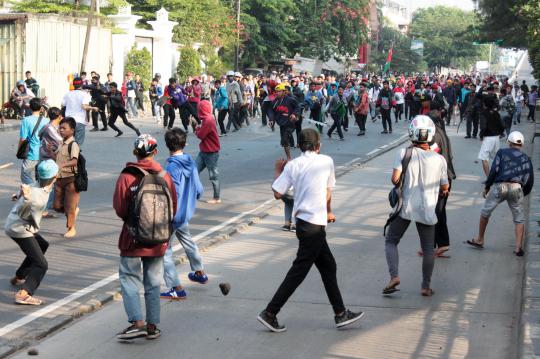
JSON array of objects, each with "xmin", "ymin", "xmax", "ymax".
[
  {"xmin": 61, "ymin": 77, "xmax": 97, "ymax": 146},
  {"xmin": 383, "ymin": 116, "xmax": 449, "ymax": 297},
  {"xmin": 368, "ymin": 78, "xmax": 381, "ymax": 121},
  {"xmin": 257, "ymin": 128, "xmax": 363, "ymax": 333}
]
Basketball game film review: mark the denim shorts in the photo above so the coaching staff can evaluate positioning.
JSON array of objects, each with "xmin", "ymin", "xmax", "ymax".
[{"xmin": 481, "ymin": 182, "xmax": 524, "ymax": 223}]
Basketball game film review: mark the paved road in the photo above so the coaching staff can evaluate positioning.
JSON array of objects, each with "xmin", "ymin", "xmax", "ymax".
[
  {"xmin": 10, "ymin": 122, "xmax": 533, "ymax": 359},
  {"xmin": 0, "ymin": 114, "xmax": 407, "ymax": 337}
]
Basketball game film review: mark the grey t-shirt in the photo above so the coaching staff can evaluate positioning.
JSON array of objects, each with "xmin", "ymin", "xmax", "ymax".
[
  {"xmin": 393, "ymin": 147, "xmax": 448, "ymax": 225},
  {"xmin": 4, "ymin": 185, "xmax": 51, "ymax": 238}
]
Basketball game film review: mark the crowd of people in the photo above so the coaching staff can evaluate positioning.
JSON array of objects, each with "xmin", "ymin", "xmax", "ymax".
[{"xmin": 2, "ymin": 66, "xmax": 538, "ymax": 338}]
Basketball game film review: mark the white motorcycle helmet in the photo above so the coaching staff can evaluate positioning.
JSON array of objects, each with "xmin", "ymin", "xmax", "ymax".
[{"xmin": 408, "ymin": 115, "xmax": 436, "ymax": 143}]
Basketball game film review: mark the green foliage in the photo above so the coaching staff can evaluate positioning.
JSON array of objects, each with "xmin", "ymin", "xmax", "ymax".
[
  {"xmin": 205, "ymin": 55, "xmax": 226, "ymax": 78},
  {"xmin": 10, "ymin": 0, "xmax": 81, "ymax": 14},
  {"xmin": 125, "ymin": 46, "xmax": 152, "ymax": 87},
  {"xmin": 473, "ymin": 0, "xmax": 527, "ymax": 48},
  {"xmin": 130, "ymin": 0, "xmax": 236, "ymax": 50},
  {"xmin": 370, "ymin": 25, "xmax": 423, "ymax": 74},
  {"xmin": 177, "ymin": 47, "xmax": 202, "ymax": 82},
  {"xmin": 410, "ymin": 6, "xmax": 481, "ymax": 71}
]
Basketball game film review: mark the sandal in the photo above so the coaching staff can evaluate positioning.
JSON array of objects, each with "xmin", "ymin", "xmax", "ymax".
[
  {"xmin": 421, "ymin": 288, "xmax": 435, "ymax": 297},
  {"xmin": 382, "ymin": 280, "xmax": 401, "ymax": 295},
  {"xmin": 514, "ymin": 248, "xmax": 525, "ymax": 257},
  {"xmin": 466, "ymin": 239, "xmax": 484, "ymax": 249},
  {"xmin": 15, "ymin": 292, "xmax": 42, "ymax": 306}
]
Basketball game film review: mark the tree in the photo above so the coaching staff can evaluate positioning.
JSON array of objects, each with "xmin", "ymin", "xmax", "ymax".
[
  {"xmin": 177, "ymin": 47, "xmax": 202, "ymax": 81},
  {"xmin": 370, "ymin": 26, "xmax": 423, "ymax": 74},
  {"xmin": 409, "ymin": 6, "xmax": 481, "ymax": 71},
  {"xmin": 125, "ymin": 46, "xmax": 152, "ymax": 86}
]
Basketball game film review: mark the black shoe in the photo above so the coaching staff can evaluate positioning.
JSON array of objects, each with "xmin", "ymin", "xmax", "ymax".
[
  {"xmin": 117, "ymin": 325, "xmax": 147, "ymax": 340},
  {"xmin": 381, "ymin": 131, "xmax": 388, "ymax": 134},
  {"xmin": 327, "ymin": 132, "xmax": 332, "ymax": 139},
  {"xmin": 257, "ymin": 310, "xmax": 286, "ymax": 333},
  {"xmin": 115, "ymin": 131, "xmax": 123, "ymax": 137},
  {"xmin": 146, "ymin": 325, "xmax": 161, "ymax": 340},
  {"xmin": 514, "ymin": 248, "xmax": 525, "ymax": 257},
  {"xmin": 90, "ymin": 127, "xmax": 99, "ymax": 132},
  {"xmin": 100, "ymin": 127, "xmax": 108, "ymax": 131},
  {"xmin": 135, "ymin": 129, "xmax": 141, "ymax": 136},
  {"xmin": 472, "ymin": 135, "xmax": 477, "ymax": 139},
  {"xmin": 389, "ymin": 130, "xmax": 392, "ymax": 134},
  {"xmin": 335, "ymin": 309, "xmax": 364, "ymax": 329},
  {"xmin": 281, "ymin": 224, "xmax": 292, "ymax": 231},
  {"xmin": 339, "ymin": 137, "xmax": 345, "ymax": 141},
  {"xmin": 344, "ymin": 128, "xmax": 348, "ymax": 132},
  {"xmin": 464, "ymin": 136, "xmax": 471, "ymax": 139}
]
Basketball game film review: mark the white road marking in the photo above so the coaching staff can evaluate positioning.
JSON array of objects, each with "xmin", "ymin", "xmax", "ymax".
[
  {"xmin": 366, "ymin": 149, "xmax": 379, "ymax": 156},
  {"xmin": 380, "ymin": 145, "xmax": 388, "ymax": 149},
  {"xmin": 0, "ymin": 162, "xmax": 13, "ymax": 170},
  {"xmin": 0, "ymin": 198, "xmax": 275, "ymax": 338}
]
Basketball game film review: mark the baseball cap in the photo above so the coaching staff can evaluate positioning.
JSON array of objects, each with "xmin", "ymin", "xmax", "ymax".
[
  {"xmin": 38, "ymin": 160, "xmax": 59, "ymax": 180},
  {"xmin": 508, "ymin": 131, "xmax": 524, "ymax": 145}
]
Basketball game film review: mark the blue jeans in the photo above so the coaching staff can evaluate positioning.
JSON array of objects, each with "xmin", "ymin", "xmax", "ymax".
[
  {"xmin": 127, "ymin": 97, "xmax": 138, "ymax": 117},
  {"xmin": 196, "ymin": 152, "xmax": 220, "ymax": 200},
  {"xmin": 282, "ymin": 196, "xmax": 294, "ymax": 223},
  {"xmin": 119, "ymin": 256, "xmax": 163, "ymax": 325},
  {"xmin": 163, "ymin": 225, "xmax": 204, "ymax": 288},
  {"xmin": 21, "ymin": 159, "xmax": 38, "ymax": 185},
  {"xmin": 74, "ymin": 122, "xmax": 85, "ymax": 147}
]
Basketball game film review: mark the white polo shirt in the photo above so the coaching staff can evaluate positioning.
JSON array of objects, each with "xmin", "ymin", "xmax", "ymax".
[
  {"xmin": 272, "ymin": 151, "xmax": 335, "ymax": 226},
  {"xmin": 62, "ymin": 90, "xmax": 91, "ymax": 125}
]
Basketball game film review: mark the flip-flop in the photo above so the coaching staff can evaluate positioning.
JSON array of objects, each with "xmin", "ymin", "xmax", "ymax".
[
  {"xmin": 466, "ymin": 239, "xmax": 484, "ymax": 249},
  {"xmin": 382, "ymin": 282, "xmax": 400, "ymax": 295},
  {"xmin": 421, "ymin": 288, "xmax": 435, "ymax": 297},
  {"xmin": 435, "ymin": 253, "xmax": 451, "ymax": 258}
]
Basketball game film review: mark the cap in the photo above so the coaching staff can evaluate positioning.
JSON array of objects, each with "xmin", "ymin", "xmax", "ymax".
[
  {"xmin": 37, "ymin": 160, "xmax": 59, "ymax": 180},
  {"xmin": 508, "ymin": 131, "xmax": 524, "ymax": 145},
  {"xmin": 234, "ymin": 72, "xmax": 242, "ymax": 78},
  {"xmin": 134, "ymin": 134, "xmax": 158, "ymax": 157},
  {"xmin": 275, "ymin": 83, "xmax": 287, "ymax": 92},
  {"xmin": 226, "ymin": 71, "xmax": 235, "ymax": 77},
  {"xmin": 72, "ymin": 77, "xmax": 83, "ymax": 87}
]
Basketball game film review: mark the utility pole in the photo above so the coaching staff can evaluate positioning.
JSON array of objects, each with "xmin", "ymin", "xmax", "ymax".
[
  {"xmin": 488, "ymin": 42, "xmax": 492, "ymax": 75},
  {"xmin": 234, "ymin": 0, "xmax": 240, "ymax": 72},
  {"xmin": 80, "ymin": 0, "xmax": 96, "ymax": 73}
]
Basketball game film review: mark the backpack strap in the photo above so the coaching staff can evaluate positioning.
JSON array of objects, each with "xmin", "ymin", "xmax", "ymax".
[
  {"xmin": 122, "ymin": 166, "xmax": 149, "ymax": 177},
  {"xmin": 398, "ymin": 147, "xmax": 413, "ymax": 187}
]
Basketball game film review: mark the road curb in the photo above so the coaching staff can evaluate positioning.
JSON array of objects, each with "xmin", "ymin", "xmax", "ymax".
[
  {"xmin": 0, "ymin": 133, "xmax": 409, "ymax": 358},
  {"xmin": 521, "ymin": 131, "xmax": 540, "ymax": 358}
]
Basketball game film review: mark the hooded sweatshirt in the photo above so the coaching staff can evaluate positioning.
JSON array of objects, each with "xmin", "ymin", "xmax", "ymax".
[
  {"xmin": 195, "ymin": 101, "xmax": 221, "ymax": 153},
  {"xmin": 113, "ymin": 158, "xmax": 177, "ymax": 257},
  {"xmin": 166, "ymin": 153, "xmax": 204, "ymax": 228}
]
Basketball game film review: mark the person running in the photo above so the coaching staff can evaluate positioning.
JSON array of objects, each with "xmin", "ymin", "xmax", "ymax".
[
  {"xmin": 383, "ymin": 116, "xmax": 449, "ymax": 297},
  {"xmin": 467, "ymin": 131, "xmax": 533, "ymax": 256},
  {"xmin": 326, "ymin": 86, "xmax": 347, "ymax": 141},
  {"xmin": 478, "ymin": 95, "xmax": 505, "ymax": 176},
  {"xmin": 377, "ymin": 81, "xmax": 393, "ymax": 134},
  {"xmin": 160, "ymin": 128, "xmax": 208, "ymax": 300},
  {"xmin": 272, "ymin": 83, "xmax": 300, "ymax": 160},
  {"xmin": 193, "ymin": 100, "xmax": 222, "ymax": 204},
  {"xmin": 6, "ymin": 160, "xmax": 58, "ymax": 306},
  {"xmin": 114, "ymin": 134, "xmax": 177, "ymax": 340},
  {"xmin": 52, "ymin": 117, "xmax": 81, "ymax": 238},
  {"xmin": 354, "ymin": 82, "xmax": 369, "ymax": 136},
  {"xmin": 106, "ymin": 82, "xmax": 141, "ymax": 138},
  {"xmin": 257, "ymin": 128, "xmax": 364, "ymax": 332},
  {"xmin": 17, "ymin": 98, "xmax": 46, "ymax": 186},
  {"xmin": 85, "ymin": 75, "xmax": 108, "ymax": 132}
]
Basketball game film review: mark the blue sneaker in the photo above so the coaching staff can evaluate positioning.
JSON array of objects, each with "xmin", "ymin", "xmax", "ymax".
[
  {"xmin": 160, "ymin": 288, "xmax": 187, "ymax": 300},
  {"xmin": 188, "ymin": 272, "xmax": 208, "ymax": 284}
]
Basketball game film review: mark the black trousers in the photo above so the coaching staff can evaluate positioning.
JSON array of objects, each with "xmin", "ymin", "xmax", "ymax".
[
  {"xmin": 434, "ymin": 181, "xmax": 451, "ymax": 248},
  {"xmin": 381, "ymin": 109, "xmax": 392, "ymax": 132},
  {"xmin": 91, "ymin": 104, "xmax": 107, "ymax": 129},
  {"xmin": 355, "ymin": 113, "xmax": 367, "ymax": 132},
  {"xmin": 528, "ymin": 105, "xmax": 536, "ymax": 122},
  {"xmin": 394, "ymin": 104, "xmax": 403, "ymax": 121},
  {"xmin": 328, "ymin": 113, "xmax": 344, "ymax": 139},
  {"xmin": 226, "ymin": 103, "xmax": 241, "ymax": 131},
  {"xmin": 108, "ymin": 110, "xmax": 139, "ymax": 134},
  {"xmin": 179, "ymin": 102, "xmax": 199, "ymax": 130},
  {"xmin": 466, "ymin": 114, "xmax": 479, "ymax": 137},
  {"xmin": 266, "ymin": 219, "xmax": 346, "ymax": 315},
  {"xmin": 295, "ymin": 116, "xmax": 303, "ymax": 144},
  {"xmin": 163, "ymin": 104, "xmax": 175, "ymax": 128},
  {"xmin": 261, "ymin": 101, "xmax": 272, "ymax": 126},
  {"xmin": 12, "ymin": 234, "xmax": 49, "ymax": 295},
  {"xmin": 217, "ymin": 109, "xmax": 228, "ymax": 135}
]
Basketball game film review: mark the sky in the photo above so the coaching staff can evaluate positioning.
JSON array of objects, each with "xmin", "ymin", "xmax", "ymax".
[{"xmin": 400, "ymin": 0, "xmax": 475, "ymax": 11}]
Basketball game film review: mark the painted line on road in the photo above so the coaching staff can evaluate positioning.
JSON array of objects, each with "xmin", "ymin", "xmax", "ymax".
[
  {"xmin": 0, "ymin": 162, "xmax": 13, "ymax": 170},
  {"xmin": 366, "ymin": 149, "xmax": 380, "ymax": 156},
  {"xmin": 0, "ymin": 198, "xmax": 275, "ymax": 338},
  {"xmin": 380, "ymin": 145, "xmax": 388, "ymax": 149}
]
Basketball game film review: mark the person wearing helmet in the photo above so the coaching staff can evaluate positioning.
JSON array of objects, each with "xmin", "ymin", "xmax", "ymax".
[
  {"xmin": 11, "ymin": 80, "xmax": 35, "ymax": 117},
  {"xmin": 383, "ymin": 115, "xmax": 449, "ymax": 297},
  {"xmin": 272, "ymin": 83, "xmax": 300, "ymax": 160},
  {"xmin": 113, "ymin": 134, "xmax": 177, "ymax": 340},
  {"xmin": 225, "ymin": 71, "xmax": 243, "ymax": 132},
  {"xmin": 467, "ymin": 131, "xmax": 533, "ymax": 257}
]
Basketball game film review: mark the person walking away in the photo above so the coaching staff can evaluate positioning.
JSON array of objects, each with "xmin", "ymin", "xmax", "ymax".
[
  {"xmin": 193, "ymin": 100, "xmax": 222, "ymax": 204},
  {"xmin": 225, "ymin": 71, "xmax": 243, "ymax": 132},
  {"xmin": 527, "ymin": 85, "xmax": 538, "ymax": 123},
  {"xmin": 326, "ymin": 86, "xmax": 347, "ymax": 140},
  {"xmin": 106, "ymin": 83, "xmax": 141, "ymax": 138},
  {"xmin": 272, "ymin": 83, "xmax": 300, "ymax": 160},
  {"xmin": 52, "ymin": 117, "xmax": 81, "ymax": 238},
  {"xmin": 383, "ymin": 116, "xmax": 449, "ymax": 297},
  {"xmin": 61, "ymin": 77, "xmax": 97, "ymax": 147},
  {"xmin": 24, "ymin": 71, "xmax": 39, "ymax": 97},
  {"xmin": 467, "ymin": 131, "xmax": 533, "ymax": 256},
  {"xmin": 499, "ymin": 88, "xmax": 516, "ymax": 136},
  {"xmin": 85, "ymin": 75, "xmax": 108, "ymax": 132},
  {"xmin": 377, "ymin": 81, "xmax": 393, "ymax": 134},
  {"xmin": 257, "ymin": 128, "xmax": 364, "ymax": 332},
  {"xmin": 6, "ymin": 160, "xmax": 58, "ymax": 305},
  {"xmin": 125, "ymin": 73, "xmax": 138, "ymax": 118},
  {"xmin": 160, "ymin": 128, "xmax": 208, "ymax": 300},
  {"xmin": 478, "ymin": 96, "xmax": 505, "ymax": 176},
  {"xmin": 213, "ymin": 79, "xmax": 229, "ymax": 136},
  {"xmin": 354, "ymin": 83, "xmax": 369, "ymax": 136},
  {"xmin": 134, "ymin": 74, "xmax": 145, "ymax": 117},
  {"xmin": 17, "ymin": 98, "xmax": 46, "ymax": 186},
  {"xmin": 113, "ymin": 134, "xmax": 177, "ymax": 340}
]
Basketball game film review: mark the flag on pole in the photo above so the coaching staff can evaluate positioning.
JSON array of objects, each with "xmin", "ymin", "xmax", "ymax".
[{"xmin": 383, "ymin": 47, "xmax": 393, "ymax": 73}]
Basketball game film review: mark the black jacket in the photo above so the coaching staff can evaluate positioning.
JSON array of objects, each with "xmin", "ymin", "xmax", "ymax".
[
  {"xmin": 479, "ymin": 109, "xmax": 505, "ymax": 138},
  {"xmin": 429, "ymin": 115, "xmax": 456, "ymax": 180}
]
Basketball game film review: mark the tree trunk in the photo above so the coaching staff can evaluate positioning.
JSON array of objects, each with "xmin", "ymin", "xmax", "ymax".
[{"xmin": 80, "ymin": 0, "xmax": 96, "ymax": 74}]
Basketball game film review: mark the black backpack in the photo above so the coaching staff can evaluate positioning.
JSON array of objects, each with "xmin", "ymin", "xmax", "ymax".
[
  {"xmin": 68, "ymin": 142, "xmax": 88, "ymax": 192},
  {"xmin": 122, "ymin": 167, "xmax": 174, "ymax": 247}
]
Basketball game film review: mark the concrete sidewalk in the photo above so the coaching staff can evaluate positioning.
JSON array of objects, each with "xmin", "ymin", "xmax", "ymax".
[{"xmin": 11, "ymin": 127, "xmax": 527, "ymax": 359}]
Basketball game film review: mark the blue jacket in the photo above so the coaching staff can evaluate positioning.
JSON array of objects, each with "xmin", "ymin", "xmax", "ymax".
[
  {"xmin": 166, "ymin": 154, "xmax": 204, "ymax": 228},
  {"xmin": 214, "ymin": 86, "xmax": 229, "ymax": 110}
]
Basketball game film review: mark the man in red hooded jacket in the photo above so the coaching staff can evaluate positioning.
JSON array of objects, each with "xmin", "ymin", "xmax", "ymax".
[
  {"xmin": 113, "ymin": 134, "xmax": 177, "ymax": 340},
  {"xmin": 193, "ymin": 100, "xmax": 221, "ymax": 204}
]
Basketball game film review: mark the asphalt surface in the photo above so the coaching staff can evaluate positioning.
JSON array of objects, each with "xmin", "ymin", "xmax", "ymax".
[
  {"xmin": 8, "ymin": 122, "xmax": 533, "ymax": 359},
  {"xmin": 0, "ymin": 112, "xmax": 407, "ymax": 336}
]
